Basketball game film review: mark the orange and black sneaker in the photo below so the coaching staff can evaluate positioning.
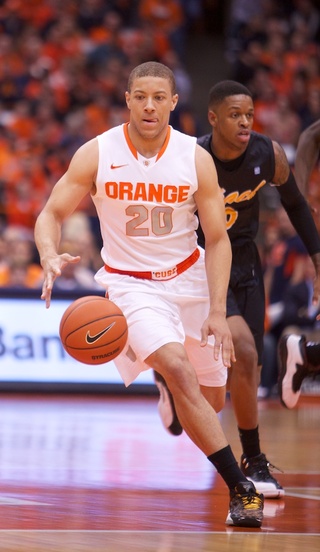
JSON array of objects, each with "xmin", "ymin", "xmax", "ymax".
[{"xmin": 226, "ymin": 481, "xmax": 264, "ymax": 528}]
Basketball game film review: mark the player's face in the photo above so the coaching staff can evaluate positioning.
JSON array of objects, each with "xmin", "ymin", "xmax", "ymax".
[
  {"xmin": 125, "ymin": 76, "xmax": 178, "ymax": 141},
  {"xmin": 209, "ymin": 95, "xmax": 254, "ymax": 156}
]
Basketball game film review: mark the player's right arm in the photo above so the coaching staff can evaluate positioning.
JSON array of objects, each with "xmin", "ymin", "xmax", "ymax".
[
  {"xmin": 34, "ymin": 138, "xmax": 98, "ymax": 308},
  {"xmin": 271, "ymin": 139, "xmax": 320, "ymax": 307},
  {"xmin": 194, "ymin": 145, "xmax": 235, "ymax": 367},
  {"xmin": 294, "ymin": 119, "xmax": 320, "ymax": 196}
]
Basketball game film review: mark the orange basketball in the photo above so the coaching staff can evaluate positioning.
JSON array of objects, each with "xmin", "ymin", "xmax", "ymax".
[{"xmin": 59, "ymin": 296, "xmax": 128, "ymax": 364}]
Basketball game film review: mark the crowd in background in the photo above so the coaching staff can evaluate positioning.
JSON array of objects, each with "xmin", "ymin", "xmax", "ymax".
[
  {"xmin": 1, "ymin": 0, "xmax": 320, "ymax": 396},
  {"xmin": 227, "ymin": 0, "xmax": 320, "ymax": 207},
  {"xmin": 0, "ymin": 0, "xmax": 205, "ymax": 289}
]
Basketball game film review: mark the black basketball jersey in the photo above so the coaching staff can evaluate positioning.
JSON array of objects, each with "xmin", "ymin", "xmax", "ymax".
[{"xmin": 197, "ymin": 131, "xmax": 275, "ymax": 247}]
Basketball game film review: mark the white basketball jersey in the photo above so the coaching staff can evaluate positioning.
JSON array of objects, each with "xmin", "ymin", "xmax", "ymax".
[{"xmin": 92, "ymin": 123, "xmax": 199, "ymax": 271}]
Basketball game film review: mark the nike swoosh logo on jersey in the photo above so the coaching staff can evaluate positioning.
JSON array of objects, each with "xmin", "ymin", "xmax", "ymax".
[
  {"xmin": 110, "ymin": 163, "xmax": 128, "ymax": 169},
  {"xmin": 85, "ymin": 322, "xmax": 115, "ymax": 344}
]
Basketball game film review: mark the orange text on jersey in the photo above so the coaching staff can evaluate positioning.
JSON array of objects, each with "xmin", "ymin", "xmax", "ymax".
[
  {"xmin": 223, "ymin": 179, "xmax": 267, "ymax": 206},
  {"xmin": 104, "ymin": 182, "xmax": 190, "ymax": 203}
]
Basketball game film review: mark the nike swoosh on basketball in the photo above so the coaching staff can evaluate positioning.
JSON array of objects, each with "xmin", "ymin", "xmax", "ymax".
[
  {"xmin": 86, "ymin": 322, "xmax": 115, "ymax": 344},
  {"xmin": 110, "ymin": 163, "xmax": 128, "ymax": 169}
]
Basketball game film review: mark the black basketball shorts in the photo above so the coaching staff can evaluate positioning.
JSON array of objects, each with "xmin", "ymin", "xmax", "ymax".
[{"xmin": 227, "ymin": 242, "xmax": 265, "ymax": 365}]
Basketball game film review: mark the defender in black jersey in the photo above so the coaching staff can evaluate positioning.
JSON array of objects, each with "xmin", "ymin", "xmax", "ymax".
[
  {"xmin": 154, "ymin": 80, "xmax": 320, "ymax": 498},
  {"xmin": 198, "ymin": 81, "xmax": 320, "ymax": 497}
]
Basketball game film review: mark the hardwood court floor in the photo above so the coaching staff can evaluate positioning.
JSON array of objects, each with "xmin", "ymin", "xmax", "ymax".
[{"xmin": 0, "ymin": 391, "xmax": 319, "ymax": 551}]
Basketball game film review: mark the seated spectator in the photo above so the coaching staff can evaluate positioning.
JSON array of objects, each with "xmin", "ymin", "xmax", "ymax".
[
  {"xmin": 260, "ymin": 208, "xmax": 309, "ymax": 397},
  {"xmin": 53, "ymin": 239, "xmax": 101, "ymax": 291},
  {"xmin": 280, "ymin": 255, "xmax": 319, "ymax": 336},
  {"xmin": 260, "ymin": 94, "xmax": 301, "ymax": 163},
  {"xmin": 61, "ymin": 212, "xmax": 102, "ymax": 274},
  {"xmin": 289, "ymin": 0, "xmax": 320, "ymax": 42},
  {"xmin": 0, "ymin": 225, "xmax": 43, "ymax": 289},
  {"xmin": 138, "ymin": 0, "xmax": 186, "ymax": 60}
]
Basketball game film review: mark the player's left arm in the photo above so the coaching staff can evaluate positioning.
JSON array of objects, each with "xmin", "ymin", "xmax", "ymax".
[
  {"xmin": 194, "ymin": 144, "xmax": 235, "ymax": 367},
  {"xmin": 272, "ymin": 140, "xmax": 320, "ymax": 305}
]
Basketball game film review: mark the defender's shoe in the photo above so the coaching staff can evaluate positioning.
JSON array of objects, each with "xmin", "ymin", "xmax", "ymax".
[
  {"xmin": 240, "ymin": 453, "xmax": 284, "ymax": 498},
  {"xmin": 226, "ymin": 481, "xmax": 264, "ymax": 528},
  {"xmin": 278, "ymin": 334, "xmax": 308, "ymax": 409},
  {"xmin": 153, "ymin": 371, "xmax": 183, "ymax": 436}
]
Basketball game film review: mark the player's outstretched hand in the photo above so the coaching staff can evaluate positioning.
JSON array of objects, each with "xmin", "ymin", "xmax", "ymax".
[
  {"xmin": 200, "ymin": 313, "xmax": 236, "ymax": 367},
  {"xmin": 40, "ymin": 253, "xmax": 81, "ymax": 308}
]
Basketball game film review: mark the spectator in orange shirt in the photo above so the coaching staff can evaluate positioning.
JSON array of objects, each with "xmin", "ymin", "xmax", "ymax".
[
  {"xmin": 138, "ymin": 0, "xmax": 186, "ymax": 60},
  {"xmin": 0, "ymin": 226, "xmax": 43, "ymax": 289}
]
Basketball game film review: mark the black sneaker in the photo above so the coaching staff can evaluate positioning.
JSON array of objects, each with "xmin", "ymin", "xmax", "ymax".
[
  {"xmin": 226, "ymin": 481, "xmax": 264, "ymax": 527},
  {"xmin": 240, "ymin": 453, "xmax": 284, "ymax": 498},
  {"xmin": 153, "ymin": 371, "xmax": 183, "ymax": 436},
  {"xmin": 278, "ymin": 334, "xmax": 309, "ymax": 409}
]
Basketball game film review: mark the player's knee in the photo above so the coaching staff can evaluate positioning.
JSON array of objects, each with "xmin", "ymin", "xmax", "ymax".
[
  {"xmin": 234, "ymin": 338, "xmax": 258, "ymax": 375},
  {"xmin": 165, "ymin": 361, "xmax": 195, "ymax": 393},
  {"xmin": 153, "ymin": 346, "xmax": 196, "ymax": 391},
  {"xmin": 213, "ymin": 392, "xmax": 226, "ymax": 413}
]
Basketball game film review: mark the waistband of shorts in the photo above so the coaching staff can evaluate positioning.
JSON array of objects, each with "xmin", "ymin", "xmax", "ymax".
[{"xmin": 104, "ymin": 248, "xmax": 200, "ymax": 281}]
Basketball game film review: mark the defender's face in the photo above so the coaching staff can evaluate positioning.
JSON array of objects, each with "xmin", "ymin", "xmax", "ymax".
[
  {"xmin": 125, "ymin": 76, "xmax": 178, "ymax": 139},
  {"xmin": 209, "ymin": 95, "xmax": 254, "ymax": 151}
]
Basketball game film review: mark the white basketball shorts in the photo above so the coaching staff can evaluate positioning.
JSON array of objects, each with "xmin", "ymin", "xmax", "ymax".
[{"xmin": 94, "ymin": 248, "xmax": 227, "ymax": 388}]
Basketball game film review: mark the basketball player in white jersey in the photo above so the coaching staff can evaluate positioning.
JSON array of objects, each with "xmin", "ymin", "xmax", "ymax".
[{"xmin": 34, "ymin": 61, "xmax": 264, "ymax": 527}]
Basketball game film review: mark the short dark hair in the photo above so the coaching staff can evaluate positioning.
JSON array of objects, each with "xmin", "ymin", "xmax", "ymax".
[
  {"xmin": 127, "ymin": 61, "xmax": 176, "ymax": 95},
  {"xmin": 208, "ymin": 80, "xmax": 252, "ymax": 109}
]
